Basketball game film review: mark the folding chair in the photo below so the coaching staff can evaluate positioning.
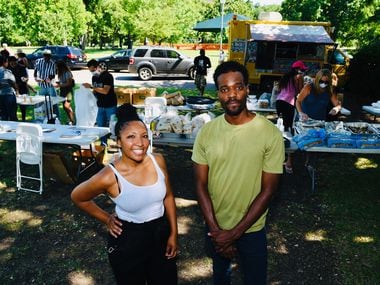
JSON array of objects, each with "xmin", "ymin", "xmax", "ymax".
[{"xmin": 16, "ymin": 123, "xmax": 44, "ymax": 194}]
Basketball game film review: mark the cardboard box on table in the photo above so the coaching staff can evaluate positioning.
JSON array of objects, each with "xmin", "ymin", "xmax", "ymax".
[{"xmin": 115, "ymin": 87, "xmax": 156, "ymax": 106}]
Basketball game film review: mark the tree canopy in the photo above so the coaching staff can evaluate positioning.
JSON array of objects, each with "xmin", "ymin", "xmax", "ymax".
[
  {"xmin": 0, "ymin": 0, "xmax": 378, "ymax": 48},
  {"xmin": 280, "ymin": 0, "xmax": 380, "ymax": 47}
]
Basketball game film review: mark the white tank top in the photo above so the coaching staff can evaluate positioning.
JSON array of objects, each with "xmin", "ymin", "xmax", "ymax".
[{"xmin": 109, "ymin": 153, "xmax": 166, "ymax": 223}]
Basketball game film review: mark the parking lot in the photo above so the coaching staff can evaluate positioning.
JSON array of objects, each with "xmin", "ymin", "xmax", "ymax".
[{"xmin": 27, "ymin": 68, "xmax": 216, "ymax": 90}]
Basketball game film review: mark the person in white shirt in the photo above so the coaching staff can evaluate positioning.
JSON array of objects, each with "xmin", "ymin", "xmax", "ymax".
[{"xmin": 71, "ymin": 103, "xmax": 178, "ymax": 285}]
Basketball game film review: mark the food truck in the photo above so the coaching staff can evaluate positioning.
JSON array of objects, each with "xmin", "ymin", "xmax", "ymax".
[{"xmin": 227, "ymin": 16, "xmax": 350, "ymax": 92}]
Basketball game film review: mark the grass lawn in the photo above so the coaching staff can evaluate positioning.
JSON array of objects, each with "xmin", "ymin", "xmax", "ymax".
[{"xmin": 0, "ymin": 141, "xmax": 379, "ymax": 284}]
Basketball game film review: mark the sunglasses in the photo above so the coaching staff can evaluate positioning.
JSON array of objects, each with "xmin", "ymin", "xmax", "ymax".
[{"xmin": 319, "ymin": 80, "xmax": 329, "ymax": 84}]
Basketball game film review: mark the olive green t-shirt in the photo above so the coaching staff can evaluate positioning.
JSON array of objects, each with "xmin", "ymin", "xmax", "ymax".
[{"xmin": 192, "ymin": 114, "xmax": 284, "ymax": 232}]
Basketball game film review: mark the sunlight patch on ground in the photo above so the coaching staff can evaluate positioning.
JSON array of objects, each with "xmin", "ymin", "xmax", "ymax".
[
  {"xmin": 67, "ymin": 271, "xmax": 95, "ymax": 285},
  {"xmin": 0, "ymin": 181, "xmax": 7, "ymax": 189},
  {"xmin": 177, "ymin": 216, "xmax": 194, "ymax": 235},
  {"xmin": 304, "ymin": 229, "xmax": 327, "ymax": 242},
  {"xmin": 178, "ymin": 258, "xmax": 212, "ymax": 280},
  {"xmin": 0, "ymin": 237, "xmax": 15, "ymax": 251},
  {"xmin": 175, "ymin": 197, "xmax": 198, "ymax": 208},
  {"xmin": 355, "ymin": 157, "xmax": 378, "ymax": 169},
  {"xmin": 353, "ymin": 236, "xmax": 374, "ymax": 243},
  {"xmin": 1, "ymin": 209, "xmax": 42, "ymax": 228},
  {"xmin": 274, "ymin": 243, "xmax": 289, "ymax": 254}
]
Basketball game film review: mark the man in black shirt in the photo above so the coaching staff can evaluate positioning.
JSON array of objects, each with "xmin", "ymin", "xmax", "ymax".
[
  {"xmin": 194, "ymin": 49, "xmax": 211, "ymax": 96},
  {"xmin": 83, "ymin": 59, "xmax": 117, "ymax": 145}
]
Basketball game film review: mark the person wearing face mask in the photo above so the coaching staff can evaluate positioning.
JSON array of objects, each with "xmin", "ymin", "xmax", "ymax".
[
  {"xmin": 275, "ymin": 60, "xmax": 307, "ymax": 174},
  {"xmin": 83, "ymin": 59, "xmax": 117, "ymax": 145},
  {"xmin": 296, "ymin": 68, "xmax": 341, "ymax": 122}
]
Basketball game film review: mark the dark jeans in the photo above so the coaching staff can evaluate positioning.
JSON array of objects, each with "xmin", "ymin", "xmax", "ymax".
[
  {"xmin": 107, "ymin": 216, "xmax": 177, "ymax": 285},
  {"xmin": 206, "ymin": 228, "xmax": 267, "ymax": 285},
  {"xmin": 0, "ymin": 95, "xmax": 17, "ymax": 121},
  {"xmin": 96, "ymin": 106, "xmax": 117, "ymax": 145}
]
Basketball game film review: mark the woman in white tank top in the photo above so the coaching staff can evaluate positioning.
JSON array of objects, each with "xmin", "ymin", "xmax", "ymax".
[{"xmin": 71, "ymin": 103, "xmax": 178, "ymax": 284}]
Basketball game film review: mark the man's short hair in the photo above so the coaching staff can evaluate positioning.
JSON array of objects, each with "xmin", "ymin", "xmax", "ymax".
[
  {"xmin": 213, "ymin": 61, "xmax": 249, "ymax": 89},
  {"xmin": 87, "ymin": 59, "xmax": 98, "ymax": 68}
]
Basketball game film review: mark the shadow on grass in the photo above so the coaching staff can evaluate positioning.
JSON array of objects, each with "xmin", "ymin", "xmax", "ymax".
[{"xmin": 1, "ymin": 143, "xmax": 379, "ymax": 284}]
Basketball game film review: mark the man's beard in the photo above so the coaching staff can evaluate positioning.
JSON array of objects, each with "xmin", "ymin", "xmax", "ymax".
[{"xmin": 221, "ymin": 99, "xmax": 246, "ymax": 116}]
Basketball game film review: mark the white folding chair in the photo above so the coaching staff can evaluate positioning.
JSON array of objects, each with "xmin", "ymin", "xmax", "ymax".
[
  {"xmin": 144, "ymin": 97, "xmax": 166, "ymax": 153},
  {"xmin": 16, "ymin": 123, "xmax": 44, "ymax": 194}
]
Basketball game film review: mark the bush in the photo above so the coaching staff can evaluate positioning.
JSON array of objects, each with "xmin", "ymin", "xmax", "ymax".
[{"xmin": 346, "ymin": 40, "xmax": 380, "ymax": 104}]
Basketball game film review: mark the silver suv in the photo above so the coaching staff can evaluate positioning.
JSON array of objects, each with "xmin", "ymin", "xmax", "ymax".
[{"xmin": 128, "ymin": 46, "xmax": 194, "ymax": 80}]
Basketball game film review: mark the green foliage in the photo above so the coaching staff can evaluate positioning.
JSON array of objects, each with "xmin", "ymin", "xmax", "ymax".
[
  {"xmin": 0, "ymin": 0, "xmax": 89, "ymax": 46},
  {"xmin": 0, "ymin": 0, "xmax": 378, "ymax": 49},
  {"xmin": 280, "ymin": 0, "xmax": 380, "ymax": 47}
]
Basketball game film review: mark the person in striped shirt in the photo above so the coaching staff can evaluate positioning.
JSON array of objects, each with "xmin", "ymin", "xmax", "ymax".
[{"xmin": 33, "ymin": 49, "xmax": 59, "ymax": 120}]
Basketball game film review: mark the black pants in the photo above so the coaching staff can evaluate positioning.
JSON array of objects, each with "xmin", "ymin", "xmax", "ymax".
[
  {"xmin": 107, "ymin": 216, "xmax": 177, "ymax": 285},
  {"xmin": 0, "ymin": 95, "xmax": 17, "ymax": 121},
  {"xmin": 276, "ymin": 100, "xmax": 295, "ymax": 133}
]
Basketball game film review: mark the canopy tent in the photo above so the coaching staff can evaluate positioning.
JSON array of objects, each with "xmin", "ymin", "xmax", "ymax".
[
  {"xmin": 193, "ymin": 13, "xmax": 250, "ymax": 32},
  {"xmin": 250, "ymin": 24, "xmax": 335, "ymax": 44}
]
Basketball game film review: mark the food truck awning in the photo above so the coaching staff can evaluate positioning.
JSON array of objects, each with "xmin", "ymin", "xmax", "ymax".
[{"xmin": 250, "ymin": 24, "xmax": 335, "ymax": 44}]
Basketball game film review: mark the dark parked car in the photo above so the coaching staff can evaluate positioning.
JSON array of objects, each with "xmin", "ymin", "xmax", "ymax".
[
  {"xmin": 96, "ymin": 49, "xmax": 131, "ymax": 72},
  {"xmin": 128, "ymin": 46, "xmax": 194, "ymax": 80},
  {"xmin": 26, "ymin": 45, "xmax": 87, "ymax": 69}
]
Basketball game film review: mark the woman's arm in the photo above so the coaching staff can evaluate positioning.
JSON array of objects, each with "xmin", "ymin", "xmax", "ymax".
[
  {"xmin": 71, "ymin": 166, "xmax": 122, "ymax": 237},
  {"xmin": 57, "ymin": 75, "xmax": 73, "ymax": 88},
  {"xmin": 328, "ymin": 93, "xmax": 342, "ymax": 115},
  {"xmin": 296, "ymin": 84, "xmax": 311, "ymax": 121},
  {"xmin": 155, "ymin": 154, "xmax": 178, "ymax": 259}
]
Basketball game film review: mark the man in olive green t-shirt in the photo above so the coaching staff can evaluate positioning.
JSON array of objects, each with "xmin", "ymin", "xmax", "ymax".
[{"xmin": 192, "ymin": 61, "xmax": 284, "ymax": 285}]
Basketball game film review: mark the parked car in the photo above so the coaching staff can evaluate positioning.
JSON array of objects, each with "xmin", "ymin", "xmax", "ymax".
[
  {"xmin": 96, "ymin": 49, "xmax": 131, "ymax": 72},
  {"xmin": 128, "ymin": 46, "xmax": 194, "ymax": 80},
  {"xmin": 26, "ymin": 45, "xmax": 87, "ymax": 69}
]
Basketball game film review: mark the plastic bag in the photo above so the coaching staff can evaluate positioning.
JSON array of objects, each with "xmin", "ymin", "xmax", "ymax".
[{"xmin": 75, "ymin": 85, "xmax": 98, "ymax": 126}]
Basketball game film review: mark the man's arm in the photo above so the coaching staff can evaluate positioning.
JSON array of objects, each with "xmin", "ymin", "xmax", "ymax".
[
  {"xmin": 206, "ymin": 57, "xmax": 212, "ymax": 68},
  {"xmin": 193, "ymin": 162, "xmax": 220, "ymax": 232},
  {"xmin": 93, "ymin": 84, "xmax": 111, "ymax": 95},
  {"xmin": 209, "ymin": 171, "xmax": 280, "ymax": 252}
]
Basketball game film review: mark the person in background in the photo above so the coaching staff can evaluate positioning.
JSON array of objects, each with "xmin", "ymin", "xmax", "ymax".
[
  {"xmin": 8, "ymin": 56, "xmax": 30, "ymax": 121},
  {"xmin": 55, "ymin": 60, "xmax": 75, "ymax": 125},
  {"xmin": 16, "ymin": 48, "xmax": 29, "ymax": 68},
  {"xmin": 71, "ymin": 103, "xmax": 178, "ymax": 285},
  {"xmin": 219, "ymin": 50, "xmax": 225, "ymax": 65},
  {"xmin": 275, "ymin": 60, "xmax": 307, "ymax": 174},
  {"xmin": 33, "ymin": 49, "xmax": 59, "ymax": 119},
  {"xmin": 192, "ymin": 61, "xmax": 284, "ymax": 285},
  {"xmin": 1, "ymin": 43, "xmax": 12, "ymax": 57},
  {"xmin": 296, "ymin": 68, "xmax": 341, "ymax": 121},
  {"xmin": 194, "ymin": 49, "xmax": 211, "ymax": 96},
  {"xmin": 0, "ymin": 56, "xmax": 18, "ymax": 121},
  {"xmin": 83, "ymin": 59, "xmax": 117, "ymax": 146}
]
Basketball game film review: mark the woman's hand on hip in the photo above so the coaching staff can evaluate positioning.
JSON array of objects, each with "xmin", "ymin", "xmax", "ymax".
[{"xmin": 107, "ymin": 214, "xmax": 123, "ymax": 238}]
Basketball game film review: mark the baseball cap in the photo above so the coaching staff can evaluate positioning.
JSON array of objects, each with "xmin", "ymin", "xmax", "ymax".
[
  {"xmin": 292, "ymin": 60, "xmax": 308, "ymax": 71},
  {"xmin": 98, "ymin": 61, "xmax": 108, "ymax": 71},
  {"xmin": 43, "ymin": 49, "xmax": 52, "ymax": 55}
]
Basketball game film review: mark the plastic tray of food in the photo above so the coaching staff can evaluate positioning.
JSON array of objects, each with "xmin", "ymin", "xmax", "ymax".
[
  {"xmin": 343, "ymin": 122, "xmax": 379, "ymax": 136},
  {"xmin": 356, "ymin": 137, "xmax": 380, "ymax": 149},
  {"xmin": 327, "ymin": 137, "xmax": 357, "ymax": 148}
]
